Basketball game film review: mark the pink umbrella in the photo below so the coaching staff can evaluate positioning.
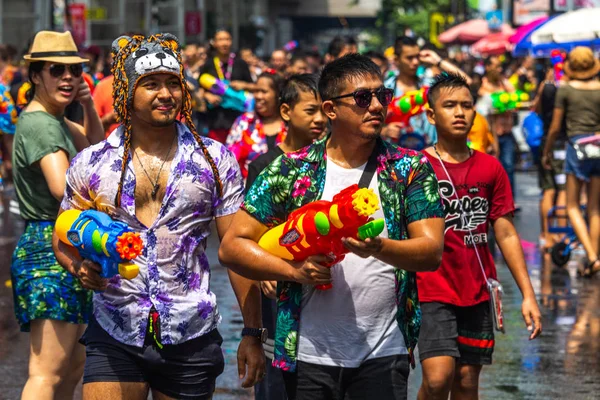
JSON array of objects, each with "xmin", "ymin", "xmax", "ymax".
[
  {"xmin": 470, "ymin": 32, "xmax": 513, "ymax": 55},
  {"xmin": 439, "ymin": 19, "xmax": 515, "ymax": 44},
  {"xmin": 509, "ymin": 16, "xmax": 548, "ymax": 44}
]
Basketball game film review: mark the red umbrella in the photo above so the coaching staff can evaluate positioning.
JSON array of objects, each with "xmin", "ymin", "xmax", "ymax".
[
  {"xmin": 439, "ymin": 19, "xmax": 515, "ymax": 44},
  {"xmin": 470, "ymin": 32, "xmax": 513, "ymax": 55}
]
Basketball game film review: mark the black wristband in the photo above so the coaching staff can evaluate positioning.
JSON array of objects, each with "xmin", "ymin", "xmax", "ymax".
[{"xmin": 242, "ymin": 327, "xmax": 268, "ymax": 343}]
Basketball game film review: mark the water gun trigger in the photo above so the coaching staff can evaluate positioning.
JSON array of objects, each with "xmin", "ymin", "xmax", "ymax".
[
  {"xmin": 118, "ymin": 263, "xmax": 140, "ymax": 280},
  {"xmin": 357, "ymin": 219, "xmax": 385, "ymax": 241}
]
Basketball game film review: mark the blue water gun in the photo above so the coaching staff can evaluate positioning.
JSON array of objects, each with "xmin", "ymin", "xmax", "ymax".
[
  {"xmin": 55, "ymin": 210, "xmax": 142, "ymax": 279},
  {"xmin": 199, "ymin": 73, "xmax": 254, "ymax": 112}
]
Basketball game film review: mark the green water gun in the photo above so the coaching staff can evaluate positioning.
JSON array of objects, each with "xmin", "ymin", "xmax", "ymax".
[{"xmin": 490, "ymin": 90, "xmax": 530, "ymax": 114}]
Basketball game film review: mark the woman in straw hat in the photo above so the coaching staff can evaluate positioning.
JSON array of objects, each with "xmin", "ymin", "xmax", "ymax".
[
  {"xmin": 543, "ymin": 46, "xmax": 600, "ymax": 277},
  {"xmin": 10, "ymin": 30, "xmax": 104, "ymax": 399}
]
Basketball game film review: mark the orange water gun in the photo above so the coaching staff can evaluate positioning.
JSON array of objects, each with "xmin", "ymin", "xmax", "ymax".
[
  {"xmin": 258, "ymin": 184, "xmax": 385, "ymax": 290},
  {"xmin": 55, "ymin": 210, "xmax": 143, "ymax": 280},
  {"xmin": 386, "ymin": 87, "xmax": 428, "ymax": 128}
]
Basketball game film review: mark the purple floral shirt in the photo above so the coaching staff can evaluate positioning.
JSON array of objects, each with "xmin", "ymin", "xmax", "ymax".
[{"xmin": 61, "ymin": 122, "xmax": 244, "ymax": 347}]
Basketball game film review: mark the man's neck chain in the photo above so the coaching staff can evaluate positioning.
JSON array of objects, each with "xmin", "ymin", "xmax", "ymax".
[{"xmin": 134, "ymin": 135, "xmax": 177, "ymax": 199}]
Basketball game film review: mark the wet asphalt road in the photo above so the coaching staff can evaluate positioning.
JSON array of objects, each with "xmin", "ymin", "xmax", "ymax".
[{"xmin": 0, "ymin": 172, "xmax": 599, "ymax": 399}]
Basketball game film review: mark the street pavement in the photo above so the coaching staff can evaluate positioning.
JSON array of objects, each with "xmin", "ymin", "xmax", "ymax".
[{"xmin": 0, "ymin": 171, "xmax": 599, "ymax": 399}]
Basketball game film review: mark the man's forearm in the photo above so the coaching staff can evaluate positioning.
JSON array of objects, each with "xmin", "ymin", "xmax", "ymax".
[
  {"xmin": 228, "ymin": 270, "xmax": 262, "ymax": 328},
  {"xmin": 82, "ymin": 101, "xmax": 105, "ymax": 145},
  {"xmin": 375, "ymin": 237, "xmax": 442, "ymax": 272},
  {"xmin": 496, "ymin": 231, "xmax": 536, "ymax": 299},
  {"xmin": 219, "ymin": 237, "xmax": 297, "ymax": 281},
  {"xmin": 439, "ymin": 60, "xmax": 472, "ymax": 85},
  {"xmin": 100, "ymin": 113, "xmax": 115, "ymax": 132}
]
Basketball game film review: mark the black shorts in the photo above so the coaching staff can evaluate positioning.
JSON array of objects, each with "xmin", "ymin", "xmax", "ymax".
[
  {"xmin": 282, "ymin": 354, "xmax": 409, "ymax": 400},
  {"xmin": 418, "ymin": 301, "xmax": 494, "ymax": 365},
  {"xmin": 80, "ymin": 316, "xmax": 225, "ymax": 399}
]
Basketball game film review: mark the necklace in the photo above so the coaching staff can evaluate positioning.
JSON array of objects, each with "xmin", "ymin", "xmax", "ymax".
[
  {"xmin": 433, "ymin": 144, "xmax": 472, "ymax": 163},
  {"xmin": 213, "ymin": 53, "xmax": 235, "ymax": 81},
  {"xmin": 134, "ymin": 135, "xmax": 177, "ymax": 199}
]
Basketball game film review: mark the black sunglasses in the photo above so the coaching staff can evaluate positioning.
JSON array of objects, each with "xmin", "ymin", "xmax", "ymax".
[
  {"xmin": 47, "ymin": 63, "xmax": 83, "ymax": 78},
  {"xmin": 329, "ymin": 87, "xmax": 393, "ymax": 108}
]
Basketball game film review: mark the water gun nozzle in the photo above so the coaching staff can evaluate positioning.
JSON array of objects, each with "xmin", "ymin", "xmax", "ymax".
[
  {"xmin": 351, "ymin": 188, "xmax": 380, "ymax": 217},
  {"xmin": 116, "ymin": 232, "xmax": 143, "ymax": 260}
]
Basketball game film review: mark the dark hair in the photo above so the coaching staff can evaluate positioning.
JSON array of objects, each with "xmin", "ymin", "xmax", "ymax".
[
  {"xmin": 5, "ymin": 44, "xmax": 17, "ymax": 61},
  {"xmin": 280, "ymin": 73, "xmax": 319, "ymax": 108},
  {"xmin": 213, "ymin": 28, "xmax": 231, "ymax": 39},
  {"xmin": 427, "ymin": 72, "xmax": 471, "ymax": 106},
  {"xmin": 484, "ymin": 56, "xmax": 498, "ymax": 67},
  {"xmin": 290, "ymin": 52, "xmax": 307, "ymax": 65},
  {"xmin": 364, "ymin": 51, "xmax": 386, "ymax": 63},
  {"xmin": 257, "ymin": 71, "xmax": 285, "ymax": 98},
  {"xmin": 394, "ymin": 36, "xmax": 418, "ymax": 56},
  {"xmin": 326, "ymin": 36, "xmax": 356, "ymax": 58},
  {"xmin": 0, "ymin": 46, "xmax": 8, "ymax": 62},
  {"xmin": 25, "ymin": 61, "xmax": 45, "ymax": 103},
  {"xmin": 319, "ymin": 53, "xmax": 381, "ymax": 101}
]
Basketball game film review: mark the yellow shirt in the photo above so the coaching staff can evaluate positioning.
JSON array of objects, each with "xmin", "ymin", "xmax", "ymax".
[{"xmin": 468, "ymin": 113, "xmax": 494, "ymax": 153}]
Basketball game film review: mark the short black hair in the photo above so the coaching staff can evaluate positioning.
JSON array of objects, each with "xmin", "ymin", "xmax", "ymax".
[
  {"xmin": 394, "ymin": 36, "xmax": 418, "ymax": 56},
  {"xmin": 428, "ymin": 72, "xmax": 471, "ymax": 107},
  {"xmin": 319, "ymin": 53, "xmax": 381, "ymax": 101},
  {"xmin": 327, "ymin": 36, "xmax": 357, "ymax": 58},
  {"xmin": 280, "ymin": 73, "xmax": 319, "ymax": 108},
  {"xmin": 290, "ymin": 52, "xmax": 307, "ymax": 65},
  {"xmin": 364, "ymin": 50, "xmax": 386, "ymax": 63}
]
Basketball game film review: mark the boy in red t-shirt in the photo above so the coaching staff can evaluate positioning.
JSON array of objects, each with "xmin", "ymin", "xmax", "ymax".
[{"xmin": 417, "ymin": 73, "xmax": 542, "ymax": 400}]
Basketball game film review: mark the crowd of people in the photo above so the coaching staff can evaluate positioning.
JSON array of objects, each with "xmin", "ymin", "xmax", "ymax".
[{"xmin": 0, "ymin": 24, "xmax": 598, "ymax": 400}]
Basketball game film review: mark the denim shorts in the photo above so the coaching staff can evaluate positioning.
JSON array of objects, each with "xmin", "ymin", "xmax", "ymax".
[{"xmin": 565, "ymin": 134, "xmax": 600, "ymax": 182}]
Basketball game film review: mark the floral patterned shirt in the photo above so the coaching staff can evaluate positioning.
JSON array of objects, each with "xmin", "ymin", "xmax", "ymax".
[
  {"xmin": 61, "ymin": 122, "xmax": 244, "ymax": 347},
  {"xmin": 226, "ymin": 112, "xmax": 287, "ymax": 178},
  {"xmin": 242, "ymin": 136, "xmax": 444, "ymax": 371},
  {"xmin": 0, "ymin": 83, "xmax": 17, "ymax": 135}
]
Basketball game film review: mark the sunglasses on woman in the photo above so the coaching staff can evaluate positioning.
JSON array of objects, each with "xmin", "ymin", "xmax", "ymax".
[
  {"xmin": 329, "ymin": 87, "xmax": 394, "ymax": 108},
  {"xmin": 47, "ymin": 63, "xmax": 84, "ymax": 78}
]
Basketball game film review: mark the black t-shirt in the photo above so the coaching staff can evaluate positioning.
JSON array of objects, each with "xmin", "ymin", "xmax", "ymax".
[
  {"xmin": 200, "ymin": 54, "xmax": 253, "ymax": 131},
  {"xmin": 245, "ymin": 145, "xmax": 285, "ymax": 338},
  {"xmin": 540, "ymin": 82, "xmax": 566, "ymax": 142},
  {"xmin": 246, "ymin": 146, "xmax": 285, "ymax": 189}
]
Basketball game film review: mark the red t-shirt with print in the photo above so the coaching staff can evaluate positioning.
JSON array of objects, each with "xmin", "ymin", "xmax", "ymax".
[{"xmin": 417, "ymin": 150, "xmax": 515, "ymax": 307}]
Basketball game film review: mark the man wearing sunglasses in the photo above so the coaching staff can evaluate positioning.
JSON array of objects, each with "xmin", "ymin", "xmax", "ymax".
[
  {"xmin": 383, "ymin": 36, "xmax": 470, "ymax": 148},
  {"xmin": 220, "ymin": 54, "xmax": 446, "ymax": 400}
]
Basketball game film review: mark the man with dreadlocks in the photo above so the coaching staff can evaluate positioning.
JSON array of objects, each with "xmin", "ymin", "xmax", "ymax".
[{"xmin": 52, "ymin": 33, "xmax": 266, "ymax": 399}]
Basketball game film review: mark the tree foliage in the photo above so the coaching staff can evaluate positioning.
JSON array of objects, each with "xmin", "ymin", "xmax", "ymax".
[{"xmin": 377, "ymin": 0, "xmax": 453, "ymax": 40}]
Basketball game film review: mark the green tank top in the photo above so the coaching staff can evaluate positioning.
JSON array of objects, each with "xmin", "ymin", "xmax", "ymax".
[{"xmin": 13, "ymin": 111, "xmax": 77, "ymax": 221}]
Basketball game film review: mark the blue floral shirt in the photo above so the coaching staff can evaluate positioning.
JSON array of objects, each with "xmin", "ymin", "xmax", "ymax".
[
  {"xmin": 242, "ymin": 136, "xmax": 444, "ymax": 371},
  {"xmin": 61, "ymin": 122, "xmax": 244, "ymax": 347}
]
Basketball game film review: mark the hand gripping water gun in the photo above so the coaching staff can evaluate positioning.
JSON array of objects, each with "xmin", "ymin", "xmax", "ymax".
[
  {"xmin": 490, "ymin": 90, "xmax": 530, "ymax": 114},
  {"xmin": 199, "ymin": 73, "xmax": 254, "ymax": 113},
  {"xmin": 551, "ymin": 49, "xmax": 566, "ymax": 81},
  {"xmin": 385, "ymin": 87, "xmax": 428, "ymax": 128},
  {"xmin": 55, "ymin": 209, "xmax": 142, "ymax": 280},
  {"xmin": 258, "ymin": 184, "xmax": 386, "ymax": 290}
]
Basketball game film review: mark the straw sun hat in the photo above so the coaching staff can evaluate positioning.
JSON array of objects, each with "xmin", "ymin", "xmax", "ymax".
[
  {"xmin": 23, "ymin": 31, "xmax": 89, "ymax": 64},
  {"xmin": 565, "ymin": 46, "xmax": 600, "ymax": 80}
]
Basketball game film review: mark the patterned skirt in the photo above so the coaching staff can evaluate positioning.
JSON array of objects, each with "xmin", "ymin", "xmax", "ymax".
[{"xmin": 11, "ymin": 221, "xmax": 92, "ymax": 332}]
